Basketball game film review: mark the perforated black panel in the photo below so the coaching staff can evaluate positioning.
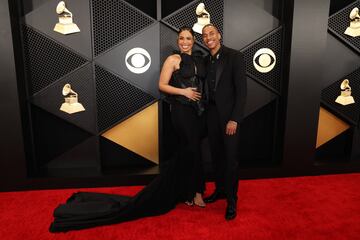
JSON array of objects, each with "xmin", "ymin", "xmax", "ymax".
[
  {"xmin": 23, "ymin": 25, "xmax": 88, "ymax": 95},
  {"xmin": 31, "ymin": 64, "xmax": 97, "ymax": 134},
  {"xmin": 160, "ymin": 24, "xmax": 179, "ymax": 65},
  {"xmin": 92, "ymin": 0, "xmax": 155, "ymax": 56},
  {"xmin": 241, "ymin": 27, "xmax": 283, "ymax": 94},
  {"xmin": 95, "ymin": 65, "xmax": 155, "ymax": 132},
  {"xmin": 162, "ymin": 0, "xmax": 224, "ymax": 41},
  {"xmin": 124, "ymin": 0, "xmax": 157, "ymax": 19},
  {"xmin": 322, "ymin": 66, "xmax": 360, "ymax": 125},
  {"xmin": 24, "ymin": 0, "xmax": 93, "ymax": 59},
  {"xmin": 328, "ymin": 1, "xmax": 360, "ymax": 54},
  {"xmin": 94, "ymin": 23, "xmax": 161, "ymax": 98}
]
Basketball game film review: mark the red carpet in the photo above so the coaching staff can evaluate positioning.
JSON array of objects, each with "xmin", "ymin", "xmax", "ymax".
[{"xmin": 1, "ymin": 173, "xmax": 360, "ymax": 240}]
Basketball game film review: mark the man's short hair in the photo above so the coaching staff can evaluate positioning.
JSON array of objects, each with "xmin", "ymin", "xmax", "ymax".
[{"xmin": 202, "ymin": 23, "xmax": 220, "ymax": 33}]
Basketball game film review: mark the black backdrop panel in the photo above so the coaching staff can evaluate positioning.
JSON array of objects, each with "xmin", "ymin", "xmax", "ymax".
[
  {"xmin": 224, "ymin": 0, "xmax": 280, "ymax": 50},
  {"xmin": 95, "ymin": 65, "xmax": 155, "ymax": 132},
  {"xmin": 24, "ymin": 0, "xmax": 92, "ymax": 59},
  {"xmin": 23, "ymin": 25, "xmax": 88, "ymax": 95},
  {"xmin": 161, "ymin": 0, "xmax": 193, "ymax": 18},
  {"xmin": 159, "ymin": 23, "xmax": 180, "ymax": 65},
  {"xmin": 92, "ymin": 0, "xmax": 155, "ymax": 56},
  {"xmin": 125, "ymin": 0, "xmax": 157, "ymax": 19},
  {"xmin": 5, "ymin": 0, "xmax": 360, "ymax": 191},
  {"xmin": 162, "ymin": 0, "xmax": 224, "ymax": 41},
  {"xmin": 244, "ymin": 76, "xmax": 278, "ymax": 117},
  {"xmin": 31, "ymin": 105, "xmax": 93, "ymax": 167},
  {"xmin": 31, "ymin": 63, "xmax": 97, "ymax": 134},
  {"xmin": 251, "ymin": 0, "xmax": 281, "ymax": 18},
  {"xmin": 316, "ymin": 130, "xmax": 351, "ymax": 162},
  {"xmin": 45, "ymin": 136, "xmax": 100, "ymax": 177},
  {"xmin": 330, "ymin": 0, "xmax": 358, "ymax": 15},
  {"xmin": 23, "ymin": 0, "xmax": 48, "ymax": 14},
  {"xmin": 0, "ymin": 0, "xmax": 27, "ymax": 188},
  {"xmin": 95, "ymin": 23, "xmax": 160, "ymax": 98},
  {"xmin": 242, "ymin": 27, "xmax": 283, "ymax": 94},
  {"xmin": 322, "ymin": 33, "xmax": 360, "ymax": 88},
  {"xmin": 328, "ymin": 0, "xmax": 360, "ymax": 54},
  {"xmin": 322, "ymin": 66, "xmax": 360, "ymax": 125},
  {"xmin": 100, "ymin": 137, "xmax": 156, "ymax": 169},
  {"xmin": 239, "ymin": 100, "xmax": 277, "ymax": 166}
]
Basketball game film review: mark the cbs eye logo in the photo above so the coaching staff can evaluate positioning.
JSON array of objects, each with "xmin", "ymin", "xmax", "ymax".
[
  {"xmin": 253, "ymin": 48, "xmax": 276, "ymax": 73},
  {"xmin": 125, "ymin": 48, "xmax": 151, "ymax": 74}
]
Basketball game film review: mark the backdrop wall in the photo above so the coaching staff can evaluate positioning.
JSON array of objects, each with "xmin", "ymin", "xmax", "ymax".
[{"xmin": 1, "ymin": 0, "xmax": 360, "ymax": 191}]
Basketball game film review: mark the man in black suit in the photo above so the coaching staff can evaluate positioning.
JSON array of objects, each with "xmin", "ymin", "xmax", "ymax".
[{"xmin": 202, "ymin": 24, "xmax": 247, "ymax": 220}]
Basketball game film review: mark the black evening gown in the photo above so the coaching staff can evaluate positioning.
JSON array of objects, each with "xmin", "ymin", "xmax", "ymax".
[{"xmin": 49, "ymin": 52, "xmax": 206, "ymax": 233}]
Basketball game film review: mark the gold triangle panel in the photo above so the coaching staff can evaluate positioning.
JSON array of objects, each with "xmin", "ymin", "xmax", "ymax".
[
  {"xmin": 102, "ymin": 102, "xmax": 159, "ymax": 164},
  {"xmin": 316, "ymin": 107, "xmax": 350, "ymax": 148}
]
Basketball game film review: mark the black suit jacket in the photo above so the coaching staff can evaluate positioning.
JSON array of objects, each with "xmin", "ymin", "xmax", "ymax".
[{"xmin": 205, "ymin": 45, "xmax": 247, "ymax": 125}]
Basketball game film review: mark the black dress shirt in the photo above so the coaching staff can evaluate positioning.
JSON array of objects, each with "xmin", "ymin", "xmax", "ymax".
[{"xmin": 206, "ymin": 47, "xmax": 223, "ymax": 103}]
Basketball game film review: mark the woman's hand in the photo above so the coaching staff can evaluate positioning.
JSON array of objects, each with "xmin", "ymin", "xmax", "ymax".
[
  {"xmin": 182, "ymin": 87, "xmax": 201, "ymax": 101},
  {"xmin": 225, "ymin": 120, "xmax": 238, "ymax": 135}
]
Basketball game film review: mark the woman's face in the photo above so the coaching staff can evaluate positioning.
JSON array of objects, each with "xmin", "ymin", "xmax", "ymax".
[{"xmin": 177, "ymin": 30, "xmax": 194, "ymax": 54}]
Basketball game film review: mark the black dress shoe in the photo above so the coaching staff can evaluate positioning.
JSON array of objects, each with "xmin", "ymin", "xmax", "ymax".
[
  {"xmin": 225, "ymin": 200, "xmax": 237, "ymax": 220},
  {"xmin": 204, "ymin": 191, "xmax": 226, "ymax": 203}
]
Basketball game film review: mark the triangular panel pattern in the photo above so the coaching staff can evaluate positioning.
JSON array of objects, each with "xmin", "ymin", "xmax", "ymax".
[
  {"xmin": 46, "ymin": 136, "xmax": 100, "ymax": 177},
  {"xmin": 24, "ymin": 0, "xmax": 92, "ymax": 59},
  {"xmin": 322, "ymin": 33, "xmax": 360, "ymax": 88},
  {"xmin": 124, "ymin": 0, "xmax": 157, "ymax": 19},
  {"xmin": 316, "ymin": 107, "xmax": 350, "ymax": 148},
  {"xmin": 322, "ymin": 66, "xmax": 360, "ymax": 125},
  {"xmin": 223, "ymin": 0, "xmax": 279, "ymax": 50},
  {"xmin": 100, "ymin": 137, "xmax": 156, "ymax": 168},
  {"xmin": 244, "ymin": 76, "xmax": 278, "ymax": 118},
  {"xmin": 160, "ymin": 23, "xmax": 179, "ymax": 65},
  {"xmin": 95, "ymin": 23, "xmax": 161, "ymax": 98},
  {"xmin": 95, "ymin": 65, "xmax": 155, "ymax": 132},
  {"xmin": 92, "ymin": 0, "xmax": 155, "ymax": 56},
  {"xmin": 241, "ymin": 27, "xmax": 283, "ymax": 94},
  {"xmin": 162, "ymin": 0, "xmax": 224, "ymax": 41},
  {"xmin": 23, "ymin": 25, "xmax": 88, "ymax": 95},
  {"xmin": 31, "ymin": 64, "xmax": 97, "ymax": 134},
  {"xmin": 31, "ymin": 105, "xmax": 93, "ymax": 166},
  {"xmin": 328, "ymin": 0, "xmax": 360, "ymax": 54},
  {"xmin": 102, "ymin": 102, "xmax": 159, "ymax": 164},
  {"xmin": 238, "ymin": 100, "xmax": 277, "ymax": 164}
]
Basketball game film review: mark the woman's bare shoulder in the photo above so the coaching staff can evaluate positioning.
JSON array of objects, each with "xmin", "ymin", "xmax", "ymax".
[{"xmin": 166, "ymin": 54, "xmax": 181, "ymax": 63}]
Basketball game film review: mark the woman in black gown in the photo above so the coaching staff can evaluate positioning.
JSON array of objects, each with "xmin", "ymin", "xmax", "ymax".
[{"xmin": 49, "ymin": 27, "xmax": 206, "ymax": 233}]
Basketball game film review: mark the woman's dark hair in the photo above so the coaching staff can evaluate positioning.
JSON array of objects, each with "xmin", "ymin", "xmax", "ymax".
[{"xmin": 178, "ymin": 26, "xmax": 195, "ymax": 37}]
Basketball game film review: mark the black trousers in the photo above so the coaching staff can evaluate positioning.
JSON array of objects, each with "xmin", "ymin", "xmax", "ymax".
[
  {"xmin": 207, "ymin": 103, "xmax": 240, "ymax": 202},
  {"xmin": 170, "ymin": 102, "xmax": 205, "ymax": 200}
]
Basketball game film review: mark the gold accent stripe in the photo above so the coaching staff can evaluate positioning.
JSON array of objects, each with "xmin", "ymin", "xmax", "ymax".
[
  {"xmin": 102, "ymin": 102, "xmax": 159, "ymax": 164},
  {"xmin": 316, "ymin": 107, "xmax": 350, "ymax": 148}
]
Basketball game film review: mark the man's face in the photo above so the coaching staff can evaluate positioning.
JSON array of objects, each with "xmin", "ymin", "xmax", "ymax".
[{"xmin": 202, "ymin": 26, "xmax": 221, "ymax": 50}]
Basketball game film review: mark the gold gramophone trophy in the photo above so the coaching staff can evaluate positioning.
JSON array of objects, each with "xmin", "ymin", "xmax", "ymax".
[
  {"xmin": 60, "ymin": 84, "xmax": 85, "ymax": 114},
  {"xmin": 53, "ymin": 1, "xmax": 80, "ymax": 35},
  {"xmin": 335, "ymin": 79, "xmax": 355, "ymax": 105},
  {"xmin": 192, "ymin": 3, "xmax": 210, "ymax": 34},
  {"xmin": 344, "ymin": 7, "xmax": 360, "ymax": 37}
]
